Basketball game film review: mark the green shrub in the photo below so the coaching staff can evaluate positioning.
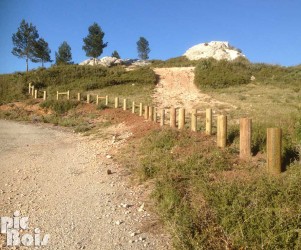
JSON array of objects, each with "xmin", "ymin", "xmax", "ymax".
[
  {"xmin": 194, "ymin": 58, "xmax": 252, "ymax": 88},
  {"xmin": 40, "ymin": 100, "xmax": 79, "ymax": 114}
]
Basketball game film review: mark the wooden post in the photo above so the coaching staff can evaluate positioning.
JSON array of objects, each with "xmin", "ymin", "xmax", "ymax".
[
  {"xmin": 154, "ymin": 108, "xmax": 157, "ymax": 122},
  {"xmin": 28, "ymin": 82, "xmax": 32, "ymax": 94},
  {"xmin": 160, "ymin": 109, "xmax": 165, "ymax": 126},
  {"xmin": 43, "ymin": 91, "xmax": 47, "ymax": 101},
  {"xmin": 56, "ymin": 91, "xmax": 59, "ymax": 100},
  {"xmin": 77, "ymin": 93, "xmax": 81, "ymax": 101},
  {"xmin": 67, "ymin": 90, "xmax": 70, "ymax": 100},
  {"xmin": 206, "ymin": 108, "xmax": 212, "ymax": 135},
  {"xmin": 105, "ymin": 95, "xmax": 109, "ymax": 106},
  {"xmin": 132, "ymin": 101, "xmax": 135, "ymax": 113},
  {"xmin": 114, "ymin": 97, "xmax": 119, "ymax": 108},
  {"xmin": 191, "ymin": 109, "xmax": 197, "ymax": 132},
  {"xmin": 217, "ymin": 115, "xmax": 227, "ymax": 148},
  {"xmin": 96, "ymin": 95, "xmax": 99, "ymax": 105},
  {"xmin": 139, "ymin": 103, "xmax": 143, "ymax": 116},
  {"xmin": 267, "ymin": 128, "xmax": 282, "ymax": 174},
  {"xmin": 144, "ymin": 105, "xmax": 149, "ymax": 120},
  {"xmin": 123, "ymin": 99, "xmax": 127, "ymax": 110},
  {"xmin": 170, "ymin": 107, "xmax": 176, "ymax": 128},
  {"xmin": 240, "ymin": 118, "xmax": 252, "ymax": 159},
  {"xmin": 31, "ymin": 86, "xmax": 35, "ymax": 96},
  {"xmin": 178, "ymin": 108, "xmax": 185, "ymax": 129},
  {"xmin": 87, "ymin": 94, "xmax": 90, "ymax": 104},
  {"xmin": 34, "ymin": 89, "xmax": 38, "ymax": 99},
  {"xmin": 148, "ymin": 106, "xmax": 154, "ymax": 121}
]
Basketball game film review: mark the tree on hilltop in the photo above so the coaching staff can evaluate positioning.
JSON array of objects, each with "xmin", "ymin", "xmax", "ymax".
[
  {"xmin": 82, "ymin": 22, "xmax": 108, "ymax": 65},
  {"xmin": 55, "ymin": 41, "xmax": 73, "ymax": 65},
  {"xmin": 33, "ymin": 38, "xmax": 52, "ymax": 67},
  {"xmin": 12, "ymin": 19, "xmax": 40, "ymax": 72},
  {"xmin": 137, "ymin": 37, "xmax": 150, "ymax": 60},
  {"xmin": 111, "ymin": 50, "xmax": 120, "ymax": 59}
]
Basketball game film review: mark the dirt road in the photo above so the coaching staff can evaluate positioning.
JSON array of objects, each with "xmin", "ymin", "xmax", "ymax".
[
  {"xmin": 0, "ymin": 120, "xmax": 170, "ymax": 249},
  {"xmin": 153, "ymin": 67, "xmax": 236, "ymax": 112}
]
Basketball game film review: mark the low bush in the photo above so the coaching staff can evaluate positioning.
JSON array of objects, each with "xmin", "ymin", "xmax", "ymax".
[{"xmin": 40, "ymin": 100, "xmax": 79, "ymax": 114}]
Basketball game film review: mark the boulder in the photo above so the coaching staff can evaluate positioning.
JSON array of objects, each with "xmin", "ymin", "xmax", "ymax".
[{"xmin": 183, "ymin": 41, "xmax": 246, "ymax": 61}]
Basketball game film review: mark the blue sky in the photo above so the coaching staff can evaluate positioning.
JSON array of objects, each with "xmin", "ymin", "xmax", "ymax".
[{"xmin": 0, "ymin": 0, "xmax": 301, "ymax": 74}]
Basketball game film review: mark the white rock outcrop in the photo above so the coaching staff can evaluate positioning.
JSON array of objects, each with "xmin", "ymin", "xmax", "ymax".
[
  {"xmin": 79, "ymin": 57, "xmax": 151, "ymax": 67},
  {"xmin": 184, "ymin": 41, "xmax": 245, "ymax": 61}
]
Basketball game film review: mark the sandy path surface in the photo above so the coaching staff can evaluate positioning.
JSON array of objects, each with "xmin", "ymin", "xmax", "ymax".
[
  {"xmin": 153, "ymin": 67, "xmax": 236, "ymax": 112},
  {"xmin": 0, "ymin": 120, "xmax": 170, "ymax": 249}
]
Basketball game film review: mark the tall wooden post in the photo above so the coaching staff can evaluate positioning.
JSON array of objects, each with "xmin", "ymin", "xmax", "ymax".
[
  {"xmin": 217, "ymin": 115, "xmax": 227, "ymax": 148},
  {"xmin": 115, "ymin": 97, "xmax": 119, "ymax": 108},
  {"xmin": 123, "ymin": 99, "xmax": 127, "ymax": 110},
  {"xmin": 148, "ymin": 106, "xmax": 154, "ymax": 121},
  {"xmin": 77, "ymin": 93, "xmax": 81, "ymax": 101},
  {"xmin": 206, "ymin": 108, "xmax": 212, "ymax": 135},
  {"xmin": 105, "ymin": 95, "xmax": 109, "ymax": 106},
  {"xmin": 34, "ymin": 90, "xmax": 38, "ymax": 99},
  {"xmin": 132, "ymin": 101, "xmax": 135, "ymax": 113},
  {"xmin": 267, "ymin": 128, "xmax": 282, "ymax": 174},
  {"xmin": 56, "ymin": 91, "xmax": 59, "ymax": 100},
  {"xmin": 144, "ymin": 105, "xmax": 149, "ymax": 120},
  {"xmin": 43, "ymin": 91, "xmax": 47, "ymax": 101},
  {"xmin": 87, "ymin": 94, "xmax": 90, "ymax": 104},
  {"xmin": 67, "ymin": 90, "xmax": 70, "ymax": 100},
  {"xmin": 28, "ymin": 82, "xmax": 32, "ymax": 94},
  {"xmin": 96, "ymin": 95, "xmax": 99, "ymax": 105},
  {"xmin": 170, "ymin": 107, "xmax": 176, "ymax": 128},
  {"xmin": 178, "ymin": 108, "xmax": 185, "ymax": 129},
  {"xmin": 31, "ymin": 86, "xmax": 35, "ymax": 96},
  {"xmin": 154, "ymin": 108, "xmax": 157, "ymax": 122},
  {"xmin": 139, "ymin": 103, "xmax": 143, "ymax": 116},
  {"xmin": 191, "ymin": 109, "xmax": 197, "ymax": 132},
  {"xmin": 240, "ymin": 118, "xmax": 252, "ymax": 159},
  {"xmin": 160, "ymin": 109, "xmax": 165, "ymax": 126}
]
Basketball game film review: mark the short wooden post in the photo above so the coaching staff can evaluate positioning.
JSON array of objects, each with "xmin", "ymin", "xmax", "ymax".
[
  {"xmin": 144, "ymin": 105, "xmax": 149, "ymax": 120},
  {"xmin": 160, "ymin": 109, "xmax": 165, "ymax": 126},
  {"xmin": 114, "ymin": 97, "xmax": 119, "ymax": 108},
  {"xmin": 170, "ymin": 107, "xmax": 176, "ymax": 128},
  {"xmin": 96, "ymin": 95, "xmax": 99, "ymax": 105},
  {"xmin": 191, "ymin": 109, "xmax": 197, "ymax": 132},
  {"xmin": 43, "ymin": 91, "xmax": 47, "ymax": 101},
  {"xmin": 87, "ymin": 94, "xmax": 90, "ymax": 104},
  {"xmin": 267, "ymin": 128, "xmax": 282, "ymax": 174},
  {"xmin": 28, "ymin": 82, "xmax": 32, "ymax": 94},
  {"xmin": 240, "ymin": 118, "xmax": 252, "ymax": 159},
  {"xmin": 67, "ymin": 90, "xmax": 70, "ymax": 100},
  {"xmin": 154, "ymin": 108, "xmax": 157, "ymax": 122},
  {"xmin": 217, "ymin": 115, "xmax": 227, "ymax": 148},
  {"xmin": 123, "ymin": 99, "xmax": 127, "ymax": 110},
  {"xmin": 139, "ymin": 103, "xmax": 143, "ymax": 116},
  {"xmin": 34, "ymin": 89, "xmax": 38, "ymax": 99},
  {"xmin": 206, "ymin": 108, "xmax": 212, "ymax": 135},
  {"xmin": 132, "ymin": 101, "xmax": 135, "ymax": 113},
  {"xmin": 56, "ymin": 91, "xmax": 59, "ymax": 100},
  {"xmin": 148, "ymin": 106, "xmax": 154, "ymax": 121},
  {"xmin": 105, "ymin": 95, "xmax": 109, "ymax": 106},
  {"xmin": 31, "ymin": 86, "xmax": 34, "ymax": 96},
  {"xmin": 77, "ymin": 93, "xmax": 81, "ymax": 101},
  {"xmin": 178, "ymin": 108, "xmax": 185, "ymax": 129}
]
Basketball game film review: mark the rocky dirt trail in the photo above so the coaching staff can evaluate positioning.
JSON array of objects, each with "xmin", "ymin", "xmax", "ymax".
[
  {"xmin": 153, "ymin": 67, "xmax": 236, "ymax": 112},
  {"xmin": 0, "ymin": 120, "xmax": 170, "ymax": 249}
]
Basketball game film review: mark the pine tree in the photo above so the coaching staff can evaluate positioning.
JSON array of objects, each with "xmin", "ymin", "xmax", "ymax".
[
  {"xmin": 55, "ymin": 41, "xmax": 73, "ymax": 65},
  {"xmin": 111, "ymin": 50, "xmax": 120, "ymax": 59},
  {"xmin": 137, "ymin": 37, "xmax": 150, "ymax": 60},
  {"xmin": 82, "ymin": 22, "xmax": 108, "ymax": 65},
  {"xmin": 12, "ymin": 19, "xmax": 39, "ymax": 72},
  {"xmin": 33, "ymin": 38, "xmax": 52, "ymax": 67}
]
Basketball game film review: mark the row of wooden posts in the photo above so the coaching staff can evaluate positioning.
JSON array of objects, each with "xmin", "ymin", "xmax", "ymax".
[{"xmin": 28, "ymin": 83, "xmax": 282, "ymax": 175}]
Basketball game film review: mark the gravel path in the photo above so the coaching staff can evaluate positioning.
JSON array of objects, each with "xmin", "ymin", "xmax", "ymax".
[{"xmin": 0, "ymin": 120, "xmax": 170, "ymax": 249}]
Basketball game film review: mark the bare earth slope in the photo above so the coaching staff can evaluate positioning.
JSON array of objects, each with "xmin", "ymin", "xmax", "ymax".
[
  {"xmin": 153, "ymin": 67, "xmax": 236, "ymax": 112},
  {"xmin": 0, "ymin": 120, "xmax": 170, "ymax": 250}
]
